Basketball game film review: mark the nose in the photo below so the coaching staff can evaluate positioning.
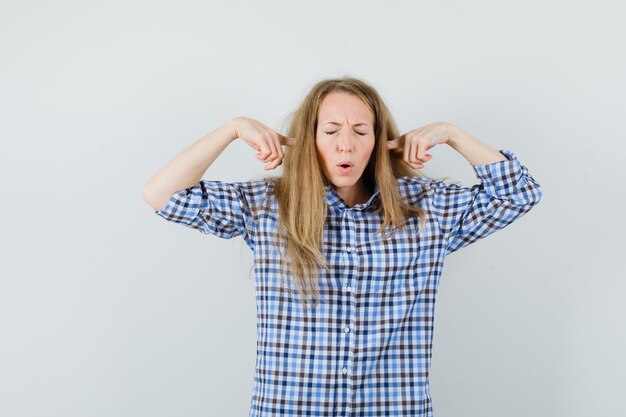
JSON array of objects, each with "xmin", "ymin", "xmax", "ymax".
[{"xmin": 337, "ymin": 131, "xmax": 355, "ymax": 152}]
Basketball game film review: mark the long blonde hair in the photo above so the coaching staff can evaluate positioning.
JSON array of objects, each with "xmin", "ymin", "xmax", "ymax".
[{"xmin": 257, "ymin": 76, "xmax": 432, "ymax": 307}]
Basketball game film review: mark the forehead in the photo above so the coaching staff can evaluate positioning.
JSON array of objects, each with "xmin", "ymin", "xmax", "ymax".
[{"xmin": 317, "ymin": 91, "xmax": 373, "ymax": 125}]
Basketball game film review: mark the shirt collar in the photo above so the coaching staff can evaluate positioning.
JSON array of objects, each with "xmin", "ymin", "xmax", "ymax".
[{"xmin": 324, "ymin": 184, "xmax": 381, "ymax": 211}]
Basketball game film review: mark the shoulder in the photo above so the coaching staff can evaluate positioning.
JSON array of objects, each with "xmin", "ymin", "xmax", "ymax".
[
  {"xmin": 395, "ymin": 175, "xmax": 440, "ymax": 193},
  {"xmin": 394, "ymin": 175, "xmax": 465, "ymax": 207},
  {"xmin": 226, "ymin": 177, "xmax": 276, "ymax": 205},
  {"xmin": 228, "ymin": 176, "xmax": 275, "ymax": 194},
  {"xmin": 192, "ymin": 177, "xmax": 276, "ymax": 210},
  {"xmin": 394, "ymin": 175, "xmax": 438, "ymax": 206}
]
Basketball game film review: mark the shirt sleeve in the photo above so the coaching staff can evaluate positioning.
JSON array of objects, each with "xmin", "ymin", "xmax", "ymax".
[
  {"xmin": 429, "ymin": 149, "xmax": 543, "ymax": 255},
  {"xmin": 153, "ymin": 178, "xmax": 270, "ymax": 249}
]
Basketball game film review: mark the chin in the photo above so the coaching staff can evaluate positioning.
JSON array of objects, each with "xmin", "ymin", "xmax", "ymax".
[{"xmin": 330, "ymin": 178, "xmax": 357, "ymax": 187}]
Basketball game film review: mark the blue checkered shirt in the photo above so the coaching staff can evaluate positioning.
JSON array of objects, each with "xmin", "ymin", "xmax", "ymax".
[{"xmin": 154, "ymin": 149, "xmax": 542, "ymax": 416}]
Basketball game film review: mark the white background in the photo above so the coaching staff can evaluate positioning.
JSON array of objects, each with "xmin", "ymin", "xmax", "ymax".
[{"xmin": 1, "ymin": 1, "xmax": 624, "ymax": 416}]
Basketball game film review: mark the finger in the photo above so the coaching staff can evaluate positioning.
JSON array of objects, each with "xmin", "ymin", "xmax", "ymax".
[
  {"xmin": 265, "ymin": 142, "xmax": 282, "ymax": 168},
  {"xmin": 403, "ymin": 137, "xmax": 412, "ymax": 164},
  {"xmin": 265, "ymin": 157, "xmax": 282, "ymax": 170},
  {"xmin": 272, "ymin": 135, "xmax": 285, "ymax": 161},
  {"xmin": 257, "ymin": 150, "xmax": 270, "ymax": 162},
  {"xmin": 409, "ymin": 138, "xmax": 419, "ymax": 163},
  {"xmin": 279, "ymin": 135, "xmax": 298, "ymax": 147},
  {"xmin": 416, "ymin": 141, "xmax": 426, "ymax": 161},
  {"xmin": 263, "ymin": 134, "xmax": 280, "ymax": 162},
  {"xmin": 405, "ymin": 160, "xmax": 422, "ymax": 170},
  {"xmin": 265, "ymin": 136, "xmax": 279, "ymax": 162},
  {"xmin": 386, "ymin": 138, "xmax": 400, "ymax": 150},
  {"xmin": 266, "ymin": 159, "xmax": 282, "ymax": 170},
  {"xmin": 257, "ymin": 142, "xmax": 272, "ymax": 161}
]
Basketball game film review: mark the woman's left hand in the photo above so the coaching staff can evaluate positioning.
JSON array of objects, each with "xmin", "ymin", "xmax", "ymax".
[{"xmin": 387, "ymin": 121, "xmax": 456, "ymax": 170}]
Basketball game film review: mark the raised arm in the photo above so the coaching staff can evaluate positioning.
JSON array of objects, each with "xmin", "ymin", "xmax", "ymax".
[
  {"xmin": 141, "ymin": 120, "xmax": 236, "ymax": 212},
  {"xmin": 141, "ymin": 117, "xmax": 295, "ymax": 212},
  {"xmin": 445, "ymin": 125, "xmax": 509, "ymax": 166},
  {"xmin": 388, "ymin": 121, "xmax": 542, "ymax": 254}
]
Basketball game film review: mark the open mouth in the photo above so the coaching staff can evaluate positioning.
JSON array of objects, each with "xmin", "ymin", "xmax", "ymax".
[{"xmin": 337, "ymin": 162, "xmax": 354, "ymax": 174}]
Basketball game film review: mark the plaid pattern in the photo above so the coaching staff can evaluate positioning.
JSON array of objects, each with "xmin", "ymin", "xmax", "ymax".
[{"xmin": 154, "ymin": 149, "xmax": 542, "ymax": 416}]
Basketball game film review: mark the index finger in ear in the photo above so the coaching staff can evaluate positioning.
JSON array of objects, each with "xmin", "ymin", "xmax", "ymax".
[
  {"xmin": 279, "ymin": 134, "xmax": 297, "ymax": 147},
  {"xmin": 386, "ymin": 138, "xmax": 401, "ymax": 150}
]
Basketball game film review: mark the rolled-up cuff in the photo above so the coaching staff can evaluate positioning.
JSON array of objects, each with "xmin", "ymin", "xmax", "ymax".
[{"xmin": 471, "ymin": 149, "xmax": 528, "ymax": 197}]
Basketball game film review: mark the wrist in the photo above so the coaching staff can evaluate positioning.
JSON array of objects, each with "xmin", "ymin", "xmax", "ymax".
[
  {"xmin": 222, "ymin": 118, "xmax": 240, "ymax": 143},
  {"xmin": 445, "ymin": 124, "xmax": 464, "ymax": 148}
]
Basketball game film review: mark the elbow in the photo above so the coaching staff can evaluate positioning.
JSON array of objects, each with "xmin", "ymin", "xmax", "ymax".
[
  {"xmin": 521, "ymin": 184, "xmax": 543, "ymax": 212},
  {"xmin": 140, "ymin": 181, "xmax": 153, "ymax": 201},
  {"xmin": 534, "ymin": 185, "xmax": 543, "ymax": 204},
  {"xmin": 140, "ymin": 186, "xmax": 164, "ymax": 212},
  {"xmin": 506, "ymin": 181, "xmax": 543, "ymax": 209},
  {"xmin": 140, "ymin": 185, "xmax": 152, "ymax": 205},
  {"xmin": 518, "ymin": 175, "xmax": 543, "ymax": 206},
  {"xmin": 529, "ymin": 178, "xmax": 543, "ymax": 205}
]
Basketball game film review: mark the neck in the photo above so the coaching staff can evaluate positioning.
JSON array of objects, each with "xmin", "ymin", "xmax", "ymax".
[{"xmin": 336, "ymin": 181, "xmax": 373, "ymax": 208}]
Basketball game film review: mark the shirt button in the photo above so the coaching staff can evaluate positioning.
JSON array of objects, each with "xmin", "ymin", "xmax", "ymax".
[
  {"xmin": 342, "ymin": 367, "xmax": 348, "ymax": 375},
  {"xmin": 344, "ymin": 326, "xmax": 350, "ymax": 333},
  {"xmin": 346, "ymin": 286, "xmax": 352, "ymax": 292},
  {"xmin": 346, "ymin": 246, "xmax": 352, "ymax": 253}
]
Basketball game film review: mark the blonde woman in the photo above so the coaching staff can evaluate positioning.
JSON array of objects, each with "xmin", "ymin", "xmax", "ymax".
[{"xmin": 141, "ymin": 77, "xmax": 543, "ymax": 416}]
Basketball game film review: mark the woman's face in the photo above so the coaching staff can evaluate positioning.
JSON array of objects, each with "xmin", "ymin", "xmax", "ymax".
[{"xmin": 315, "ymin": 91, "xmax": 376, "ymax": 202}]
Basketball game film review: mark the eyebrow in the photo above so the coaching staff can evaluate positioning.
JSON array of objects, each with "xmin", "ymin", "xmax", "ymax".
[{"xmin": 324, "ymin": 121, "xmax": 370, "ymax": 127}]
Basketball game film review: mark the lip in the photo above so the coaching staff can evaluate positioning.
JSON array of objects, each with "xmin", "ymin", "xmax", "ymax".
[{"xmin": 337, "ymin": 164, "xmax": 353, "ymax": 175}]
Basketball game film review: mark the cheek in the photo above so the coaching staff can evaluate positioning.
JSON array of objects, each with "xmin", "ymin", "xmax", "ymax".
[
  {"xmin": 364, "ymin": 140, "xmax": 376, "ymax": 160},
  {"xmin": 315, "ymin": 150, "xmax": 329, "ymax": 169},
  {"xmin": 314, "ymin": 138, "xmax": 323, "ymax": 160},
  {"xmin": 315, "ymin": 143, "xmax": 332, "ymax": 166}
]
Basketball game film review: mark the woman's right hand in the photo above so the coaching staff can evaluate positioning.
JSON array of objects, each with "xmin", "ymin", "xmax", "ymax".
[{"xmin": 231, "ymin": 116, "xmax": 297, "ymax": 170}]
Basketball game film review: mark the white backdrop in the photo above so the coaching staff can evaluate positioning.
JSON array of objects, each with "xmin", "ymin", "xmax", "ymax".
[{"xmin": 1, "ymin": 1, "xmax": 624, "ymax": 416}]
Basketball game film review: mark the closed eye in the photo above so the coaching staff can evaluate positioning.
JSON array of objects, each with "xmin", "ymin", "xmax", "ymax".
[{"xmin": 325, "ymin": 130, "xmax": 366, "ymax": 136}]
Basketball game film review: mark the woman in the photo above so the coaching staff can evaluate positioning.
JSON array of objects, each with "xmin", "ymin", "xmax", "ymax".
[{"xmin": 141, "ymin": 76, "xmax": 543, "ymax": 416}]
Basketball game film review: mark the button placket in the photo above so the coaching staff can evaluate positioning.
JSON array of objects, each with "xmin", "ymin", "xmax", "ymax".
[{"xmin": 340, "ymin": 209, "xmax": 356, "ymax": 381}]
